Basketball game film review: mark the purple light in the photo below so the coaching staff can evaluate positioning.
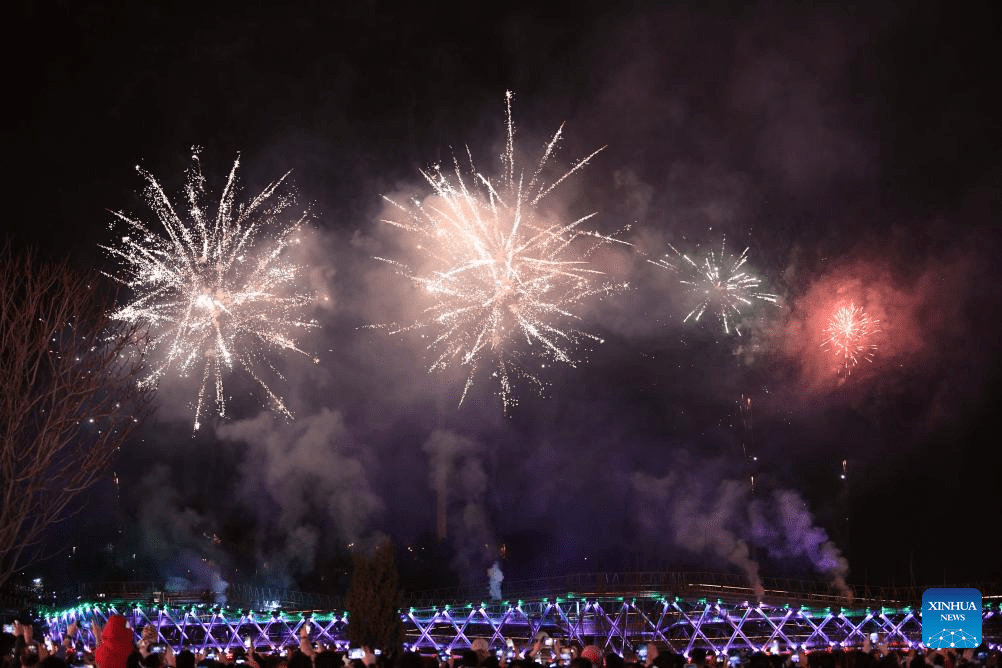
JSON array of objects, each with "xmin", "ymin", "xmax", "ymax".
[{"xmin": 41, "ymin": 596, "xmax": 996, "ymax": 655}]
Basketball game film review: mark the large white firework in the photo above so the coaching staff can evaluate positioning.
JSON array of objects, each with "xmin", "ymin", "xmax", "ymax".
[
  {"xmin": 649, "ymin": 239, "xmax": 777, "ymax": 335},
  {"xmin": 103, "ymin": 149, "xmax": 318, "ymax": 430},
  {"xmin": 378, "ymin": 92, "xmax": 627, "ymax": 411}
]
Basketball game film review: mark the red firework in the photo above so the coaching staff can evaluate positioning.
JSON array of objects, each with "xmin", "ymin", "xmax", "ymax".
[{"xmin": 822, "ymin": 302, "xmax": 879, "ymax": 371}]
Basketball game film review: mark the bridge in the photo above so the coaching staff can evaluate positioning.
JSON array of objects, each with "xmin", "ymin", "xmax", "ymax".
[{"xmin": 32, "ymin": 573, "xmax": 1002, "ymax": 654}]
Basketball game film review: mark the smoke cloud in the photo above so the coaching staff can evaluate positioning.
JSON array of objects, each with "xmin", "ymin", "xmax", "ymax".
[
  {"xmin": 633, "ymin": 470, "xmax": 764, "ymax": 599},
  {"xmin": 131, "ymin": 464, "xmax": 230, "ymax": 599},
  {"xmin": 215, "ymin": 409, "xmax": 383, "ymax": 585},
  {"xmin": 422, "ymin": 429, "xmax": 496, "ymax": 581},
  {"xmin": 633, "ymin": 464, "xmax": 851, "ymax": 598},
  {"xmin": 750, "ymin": 490, "xmax": 851, "ymax": 598},
  {"xmin": 488, "ymin": 561, "xmax": 504, "ymax": 601}
]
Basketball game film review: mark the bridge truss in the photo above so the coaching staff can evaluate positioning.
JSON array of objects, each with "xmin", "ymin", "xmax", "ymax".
[{"xmin": 44, "ymin": 595, "xmax": 1001, "ymax": 654}]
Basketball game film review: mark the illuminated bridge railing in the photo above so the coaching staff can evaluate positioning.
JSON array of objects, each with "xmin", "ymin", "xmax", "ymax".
[
  {"xmin": 44, "ymin": 582, "xmax": 342, "ymax": 612},
  {"xmin": 45, "ymin": 573, "xmax": 1002, "ymax": 611},
  {"xmin": 44, "ymin": 596, "xmax": 1001, "ymax": 654},
  {"xmin": 402, "ymin": 572, "xmax": 1002, "ymax": 608}
]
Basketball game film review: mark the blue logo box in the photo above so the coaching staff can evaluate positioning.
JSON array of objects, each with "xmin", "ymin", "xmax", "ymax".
[{"xmin": 922, "ymin": 588, "xmax": 982, "ymax": 648}]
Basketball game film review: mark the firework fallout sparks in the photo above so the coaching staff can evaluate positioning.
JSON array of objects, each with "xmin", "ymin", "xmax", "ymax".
[
  {"xmin": 649, "ymin": 239, "xmax": 778, "ymax": 335},
  {"xmin": 103, "ymin": 148, "xmax": 319, "ymax": 430},
  {"xmin": 378, "ymin": 92, "xmax": 628, "ymax": 411},
  {"xmin": 822, "ymin": 302, "xmax": 879, "ymax": 372}
]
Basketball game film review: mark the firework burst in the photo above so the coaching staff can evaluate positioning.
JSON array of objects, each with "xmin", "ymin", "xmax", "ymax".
[
  {"xmin": 103, "ymin": 148, "xmax": 318, "ymax": 430},
  {"xmin": 822, "ymin": 302, "xmax": 879, "ymax": 372},
  {"xmin": 649, "ymin": 239, "xmax": 777, "ymax": 335},
  {"xmin": 378, "ymin": 92, "xmax": 628, "ymax": 411}
]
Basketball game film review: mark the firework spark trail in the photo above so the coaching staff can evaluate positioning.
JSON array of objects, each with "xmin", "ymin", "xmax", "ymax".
[
  {"xmin": 822, "ymin": 302, "xmax": 879, "ymax": 372},
  {"xmin": 378, "ymin": 91, "xmax": 629, "ymax": 411},
  {"xmin": 103, "ymin": 148, "xmax": 319, "ymax": 430},
  {"xmin": 648, "ymin": 239, "xmax": 778, "ymax": 335}
]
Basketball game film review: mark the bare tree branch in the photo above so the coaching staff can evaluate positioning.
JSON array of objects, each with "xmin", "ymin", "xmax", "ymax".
[{"xmin": 0, "ymin": 244, "xmax": 154, "ymax": 588}]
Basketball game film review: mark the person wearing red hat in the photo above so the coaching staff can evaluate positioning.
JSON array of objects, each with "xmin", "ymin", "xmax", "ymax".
[
  {"xmin": 581, "ymin": 646, "xmax": 604, "ymax": 668},
  {"xmin": 94, "ymin": 616, "xmax": 135, "ymax": 668}
]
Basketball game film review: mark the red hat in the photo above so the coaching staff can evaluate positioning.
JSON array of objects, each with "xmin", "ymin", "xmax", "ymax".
[
  {"xmin": 581, "ymin": 645, "xmax": 604, "ymax": 667},
  {"xmin": 95, "ymin": 615, "xmax": 134, "ymax": 668}
]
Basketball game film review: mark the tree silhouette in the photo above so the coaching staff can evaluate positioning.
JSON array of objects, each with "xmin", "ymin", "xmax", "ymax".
[
  {"xmin": 0, "ymin": 246, "xmax": 153, "ymax": 588},
  {"xmin": 345, "ymin": 540, "xmax": 403, "ymax": 651}
]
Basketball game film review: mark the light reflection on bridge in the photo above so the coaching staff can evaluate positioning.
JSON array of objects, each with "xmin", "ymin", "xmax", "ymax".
[{"xmin": 43, "ymin": 594, "xmax": 1001, "ymax": 654}]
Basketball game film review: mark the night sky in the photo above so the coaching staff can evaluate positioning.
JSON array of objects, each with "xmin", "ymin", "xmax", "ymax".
[{"xmin": 5, "ymin": 1, "xmax": 1001, "ymax": 596}]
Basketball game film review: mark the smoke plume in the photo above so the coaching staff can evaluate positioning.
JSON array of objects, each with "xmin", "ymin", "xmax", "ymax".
[
  {"xmin": 488, "ymin": 561, "xmax": 504, "ymax": 601},
  {"xmin": 216, "ymin": 409, "xmax": 383, "ymax": 585},
  {"xmin": 633, "ymin": 465, "xmax": 851, "ymax": 598},
  {"xmin": 422, "ymin": 429, "xmax": 495, "ymax": 581}
]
